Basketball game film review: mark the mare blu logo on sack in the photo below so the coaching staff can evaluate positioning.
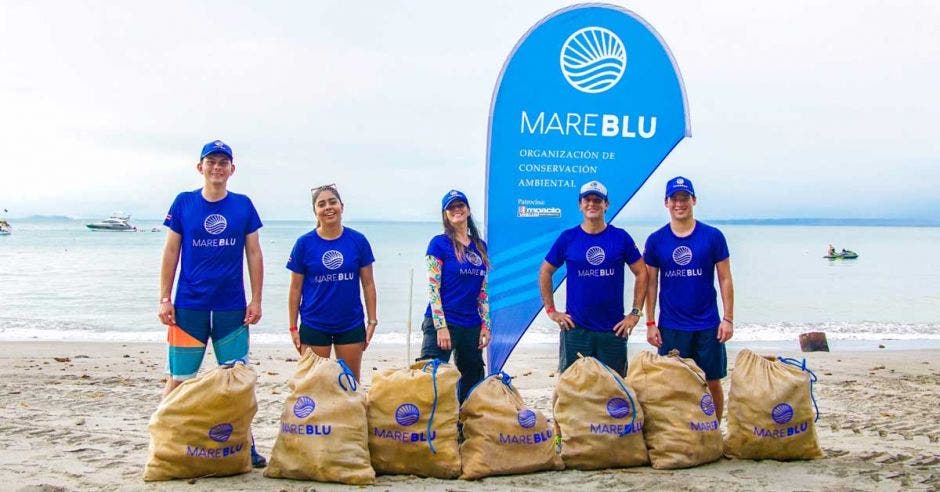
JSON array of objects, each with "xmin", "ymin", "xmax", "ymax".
[
  {"xmin": 187, "ymin": 423, "xmax": 244, "ymax": 459},
  {"xmin": 281, "ymin": 396, "xmax": 332, "ymax": 436},
  {"xmin": 499, "ymin": 408, "xmax": 552, "ymax": 445},
  {"xmin": 203, "ymin": 214, "xmax": 228, "ymax": 235},
  {"xmin": 689, "ymin": 394, "xmax": 719, "ymax": 432},
  {"xmin": 560, "ymin": 27, "xmax": 626, "ymax": 94},
  {"xmin": 589, "ymin": 397, "xmax": 643, "ymax": 435},
  {"xmin": 753, "ymin": 402, "xmax": 809, "ymax": 439},
  {"xmin": 373, "ymin": 402, "xmax": 436, "ymax": 443},
  {"xmin": 322, "ymin": 250, "xmax": 344, "ymax": 270},
  {"xmin": 294, "ymin": 396, "xmax": 316, "ymax": 418},
  {"xmin": 517, "ymin": 409, "xmax": 537, "ymax": 429}
]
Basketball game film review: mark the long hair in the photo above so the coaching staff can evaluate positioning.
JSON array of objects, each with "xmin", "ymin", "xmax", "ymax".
[
  {"xmin": 442, "ymin": 211, "xmax": 490, "ymax": 269},
  {"xmin": 311, "ymin": 185, "xmax": 343, "ymax": 228}
]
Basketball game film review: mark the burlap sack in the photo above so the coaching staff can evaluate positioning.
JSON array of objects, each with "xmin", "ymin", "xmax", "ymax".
[
  {"xmin": 459, "ymin": 373, "xmax": 563, "ymax": 479},
  {"xmin": 264, "ymin": 350, "xmax": 374, "ymax": 484},
  {"xmin": 553, "ymin": 356, "xmax": 649, "ymax": 470},
  {"xmin": 626, "ymin": 350, "xmax": 722, "ymax": 469},
  {"xmin": 367, "ymin": 359, "xmax": 461, "ymax": 478},
  {"xmin": 724, "ymin": 349, "xmax": 823, "ymax": 460},
  {"xmin": 143, "ymin": 363, "xmax": 257, "ymax": 481}
]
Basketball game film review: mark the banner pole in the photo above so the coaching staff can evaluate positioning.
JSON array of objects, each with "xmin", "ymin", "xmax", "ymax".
[{"xmin": 406, "ymin": 267, "xmax": 414, "ymax": 364}]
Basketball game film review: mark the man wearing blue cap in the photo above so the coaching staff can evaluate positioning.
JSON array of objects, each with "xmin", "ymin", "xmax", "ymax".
[
  {"xmin": 643, "ymin": 176, "xmax": 735, "ymax": 421},
  {"xmin": 157, "ymin": 139, "xmax": 267, "ymax": 467},
  {"xmin": 539, "ymin": 180, "xmax": 648, "ymax": 376}
]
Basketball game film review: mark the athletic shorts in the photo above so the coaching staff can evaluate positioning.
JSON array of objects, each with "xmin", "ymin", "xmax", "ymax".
[
  {"xmin": 166, "ymin": 308, "xmax": 249, "ymax": 380},
  {"xmin": 299, "ymin": 323, "xmax": 366, "ymax": 346},
  {"xmin": 559, "ymin": 325, "xmax": 628, "ymax": 377},
  {"xmin": 657, "ymin": 326, "xmax": 727, "ymax": 380}
]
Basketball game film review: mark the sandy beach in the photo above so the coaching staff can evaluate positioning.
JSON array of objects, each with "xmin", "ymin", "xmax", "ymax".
[{"xmin": 1, "ymin": 341, "xmax": 938, "ymax": 491}]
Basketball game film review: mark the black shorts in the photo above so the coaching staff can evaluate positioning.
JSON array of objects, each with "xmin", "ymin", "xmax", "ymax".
[
  {"xmin": 657, "ymin": 326, "xmax": 727, "ymax": 380},
  {"xmin": 299, "ymin": 324, "xmax": 366, "ymax": 346}
]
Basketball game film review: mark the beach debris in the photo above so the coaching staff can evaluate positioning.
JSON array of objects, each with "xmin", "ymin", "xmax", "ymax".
[
  {"xmin": 799, "ymin": 332, "xmax": 829, "ymax": 352},
  {"xmin": 871, "ymin": 365, "xmax": 886, "ymax": 371},
  {"xmin": 80, "ymin": 374, "xmax": 90, "ymax": 379},
  {"xmin": 187, "ymin": 478, "xmax": 198, "ymax": 484},
  {"xmin": 548, "ymin": 372, "xmax": 555, "ymax": 377},
  {"xmin": 53, "ymin": 357, "xmax": 70, "ymax": 363},
  {"xmin": 75, "ymin": 418, "xmax": 85, "ymax": 426},
  {"xmin": 266, "ymin": 371, "xmax": 278, "ymax": 376},
  {"xmin": 285, "ymin": 358, "xmax": 297, "ymax": 362},
  {"xmin": 879, "ymin": 344, "xmax": 886, "ymax": 349},
  {"xmin": 522, "ymin": 371, "xmax": 532, "ymax": 376},
  {"xmin": 74, "ymin": 354, "xmax": 89, "ymax": 359},
  {"xmin": 123, "ymin": 354, "xmax": 130, "ymax": 358}
]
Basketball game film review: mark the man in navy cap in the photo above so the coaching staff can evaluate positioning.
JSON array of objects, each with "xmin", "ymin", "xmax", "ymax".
[
  {"xmin": 157, "ymin": 139, "xmax": 267, "ymax": 467},
  {"xmin": 643, "ymin": 176, "xmax": 735, "ymax": 421},
  {"xmin": 539, "ymin": 180, "xmax": 648, "ymax": 376}
]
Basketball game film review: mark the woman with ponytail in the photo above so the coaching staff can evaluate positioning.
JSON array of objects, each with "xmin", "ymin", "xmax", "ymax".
[{"xmin": 419, "ymin": 189, "xmax": 490, "ymax": 403}]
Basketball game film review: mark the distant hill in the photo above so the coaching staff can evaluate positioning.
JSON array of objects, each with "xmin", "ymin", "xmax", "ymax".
[{"xmin": 707, "ymin": 218, "xmax": 940, "ymax": 227}]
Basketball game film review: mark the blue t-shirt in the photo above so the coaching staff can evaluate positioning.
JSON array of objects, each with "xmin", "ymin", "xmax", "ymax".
[
  {"xmin": 164, "ymin": 190, "xmax": 262, "ymax": 310},
  {"xmin": 423, "ymin": 234, "xmax": 488, "ymax": 328},
  {"xmin": 545, "ymin": 225, "xmax": 642, "ymax": 332},
  {"xmin": 286, "ymin": 227, "xmax": 375, "ymax": 334},
  {"xmin": 643, "ymin": 221, "xmax": 729, "ymax": 331}
]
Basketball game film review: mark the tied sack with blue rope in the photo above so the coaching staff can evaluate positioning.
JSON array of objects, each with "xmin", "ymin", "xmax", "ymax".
[
  {"xmin": 626, "ymin": 350, "xmax": 722, "ymax": 469},
  {"xmin": 264, "ymin": 350, "xmax": 374, "ymax": 484},
  {"xmin": 458, "ymin": 372, "xmax": 564, "ymax": 480},
  {"xmin": 366, "ymin": 360, "xmax": 461, "ymax": 478},
  {"xmin": 724, "ymin": 349, "xmax": 823, "ymax": 460},
  {"xmin": 143, "ymin": 362, "xmax": 257, "ymax": 481},
  {"xmin": 553, "ymin": 356, "xmax": 649, "ymax": 470}
]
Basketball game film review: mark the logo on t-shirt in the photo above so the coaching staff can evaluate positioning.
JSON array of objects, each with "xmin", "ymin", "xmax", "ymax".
[
  {"xmin": 586, "ymin": 246, "xmax": 606, "ymax": 266},
  {"xmin": 203, "ymin": 214, "xmax": 228, "ymax": 235},
  {"xmin": 321, "ymin": 250, "xmax": 344, "ymax": 270},
  {"xmin": 467, "ymin": 251, "xmax": 483, "ymax": 267},
  {"xmin": 672, "ymin": 246, "xmax": 692, "ymax": 266}
]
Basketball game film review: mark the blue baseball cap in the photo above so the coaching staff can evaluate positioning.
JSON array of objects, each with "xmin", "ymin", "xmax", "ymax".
[
  {"xmin": 579, "ymin": 180, "xmax": 608, "ymax": 201},
  {"xmin": 200, "ymin": 140, "xmax": 233, "ymax": 160},
  {"xmin": 665, "ymin": 176, "xmax": 695, "ymax": 198},
  {"xmin": 441, "ymin": 190, "xmax": 469, "ymax": 211}
]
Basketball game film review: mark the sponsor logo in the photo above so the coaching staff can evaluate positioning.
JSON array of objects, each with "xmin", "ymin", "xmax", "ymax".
[
  {"xmin": 395, "ymin": 403, "xmax": 420, "ymax": 427},
  {"xmin": 293, "ymin": 396, "xmax": 316, "ymax": 419},
  {"xmin": 560, "ymin": 27, "xmax": 627, "ymax": 94},
  {"xmin": 772, "ymin": 403, "xmax": 794, "ymax": 425},
  {"xmin": 517, "ymin": 205, "xmax": 562, "ymax": 218},
  {"xmin": 700, "ymin": 394, "xmax": 715, "ymax": 416},
  {"xmin": 321, "ymin": 250, "xmax": 344, "ymax": 270},
  {"xmin": 517, "ymin": 409, "xmax": 537, "ymax": 429},
  {"xmin": 208, "ymin": 423, "xmax": 233, "ymax": 443},
  {"xmin": 606, "ymin": 397, "xmax": 631, "ymax": 419},
  {"xmin": 467, "ymin": 251, "xmax": 483, "ymax": 267},
  {"xmin": 203, "ymin": 214, "xmax": 227, "ymax": 235},
  {"xmin": 672, "ymin": 246, "xmax": 692, "ymax": 266},
  {"xmin": 586, "ymin": 246, "xmax": 606, "ymax": 266}
]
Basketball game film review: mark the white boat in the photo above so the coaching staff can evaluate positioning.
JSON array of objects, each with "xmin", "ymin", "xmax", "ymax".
[
  {"xmin": 86, "ymin": 213, "xmax": 137, "ymax": 231},
  {"xmin": 0, "ymin": 219, "xmax": 10, "ymax": 236}
]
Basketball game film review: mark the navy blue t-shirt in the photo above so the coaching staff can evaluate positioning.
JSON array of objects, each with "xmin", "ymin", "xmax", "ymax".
[
  {"xmin": 643, "ymin": 221, "xmax": 729, "ymax": 331},
  {"xmin": 286, "ymin": 227, "xmax": 375, "ymax": 334},
  {"xmin": 545, "ymin": 225, "xmax": 642, "ymax": 332},
  {"xmin": 423, "ymin": 234, "xmax": 488, "ymax": 327},
  {"xmin": 164, "ymin": 189, "xmax": 262, "ymax": 310}
]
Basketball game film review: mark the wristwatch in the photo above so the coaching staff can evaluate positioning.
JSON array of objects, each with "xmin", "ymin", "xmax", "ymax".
[{"xmin": 629, "ymin": 307, "xmax": 642, "ymax": 317}]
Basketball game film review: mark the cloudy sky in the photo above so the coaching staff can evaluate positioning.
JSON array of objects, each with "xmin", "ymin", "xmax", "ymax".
[{"xmin": 1, "ymin": 1, "xmax": 937, "ymax": 221}]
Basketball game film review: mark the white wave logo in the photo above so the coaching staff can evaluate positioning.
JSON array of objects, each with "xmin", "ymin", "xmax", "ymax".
[
  {"xmin": 560, "ymin": 27, "xmax": 627, "ymax": 94},
  {"xmin": 203, "ymin": 214, "xmax": 227, "ymax": 235},
  {"xmin": 586, "ymin": 246, "xmax": 606, "ymax": 266},
  {"xmin": 672, "ymin": 246, "xmax": 693, "ymax": 266},
  {"xmin": 466, "ymin": 251, "xmax": 483, "ymax": 267},
  {"xmin": 321, "ymin": 250, "xmax": 344, "ymax": 270}
]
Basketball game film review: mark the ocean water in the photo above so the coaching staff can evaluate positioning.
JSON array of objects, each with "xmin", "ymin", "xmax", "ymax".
[{"xmin": 1, "ymin": 218, "xmax": 938, "ymax": 350}]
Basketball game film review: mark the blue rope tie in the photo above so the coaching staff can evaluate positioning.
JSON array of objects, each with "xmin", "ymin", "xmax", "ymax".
[
  {"xmin": 599, "ymin": 361, "xmax": 638, "ymax": 437},
  {"xmin": 497, "ymin": 371, "xmax": 513, "ymax": 387},
  {"xmin": 422, "ymin": 359, "xmax": 443, "ymax": 454},
  {"xmin": 336, "ymin": 358, "xmax": 357, "ymax": 392},
  {"xmin": 778, "ymin": 356, "xmax": 820, "ymax": 422}
]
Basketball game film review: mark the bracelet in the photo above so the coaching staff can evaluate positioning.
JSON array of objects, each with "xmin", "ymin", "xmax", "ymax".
[
  {"xmin": 546, "ymin": 306, "xmax": 556, "ymax": 315},
  {"xmin": 289, "ymin": 325, "xmax": 298, "ymax": 332},
  {"xmin": 367, "ymin": 320, "xmax": 378, "ymax": 325},
  {"xmin": 723, "ymin": 317, "xmax": 734, "ymax": 324},
  {"xmin": 160, "ymin": 297, "xmax": 171, "ymax": 304},
  {"xmin": 646, "ymin": 321, "xmax": 656, "ymax": 327}
]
